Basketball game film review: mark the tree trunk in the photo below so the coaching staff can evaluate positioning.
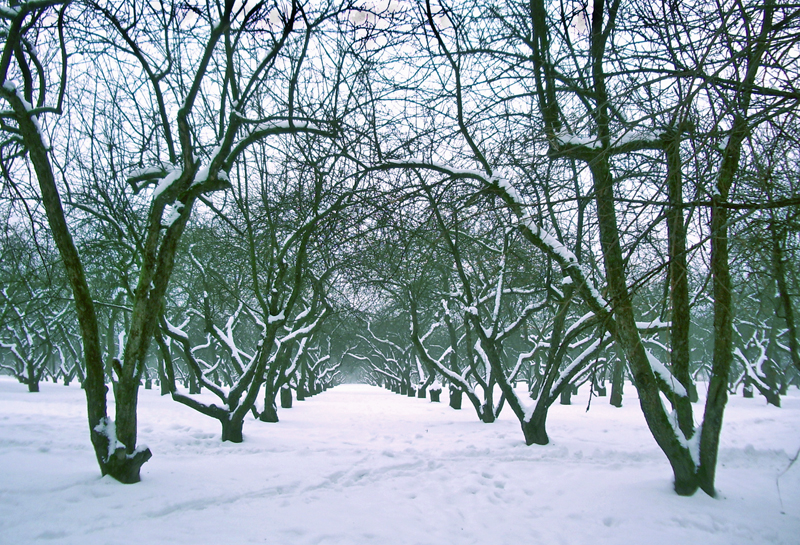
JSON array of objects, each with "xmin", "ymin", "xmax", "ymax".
[
  {"xmin": 773, "ymin": 225, "xmax": 800, "ymax": 374},
  {"xmin": 595, "ymin": 384, "xmax": 607, "ymax": 396},
  {"xmin": 187, "ymin": 364, "xmax": 201, "ymax": 394},
  {"xmin": 280, "ymin": 386, "xmax": 293, "ymax": 408},
  {"xmin": 665, "ymin": 131, "xmax": 695, "ymax": 437},
  {"xmin": 259, "ymin": 382, "xmax": 280, "ymax": 422},
  {"xmin": 590, "ymin": 155, "xmax": 698, "ymax": 496},
  {"xmin": 26, "ymin": 361, "xmax": 40, "ymax": 393},
  {"xmin": 449, "ymin": 386, "xmax": 462, "ymax": 409},
  {"xmin": 481, "ymin": 375, "xmax": 495, "ymax": 422},
  {"xmin": 102, "ymin": 448, "xmax": 152, "ymax": 484},
  {"xmin": 114, "ymin": 376, "xmax": 141, "ymax": 453},
  {"xmin": 259, "ymin": 401, "xmax": 279, "ymax": 423},
  {"xmin": 521, "ymin": 410, "xmax": 549, "ymax": 446},
  {"xmin": 742, "ymin": 376, "xmax": 754, "ymax": 398},
  {"xmin": 221, "ymin": 417, "xmax": 244, "ymax": 443},
  {"xmin": 0, "ymin": 88, "xmax": 151, "ymax": 481},
  {"xmin": 697, "ymin": 185, "xmax": 735, "ymax": 496},
  {"xmin": 610, "ymin": 356, "xmax": 624, "ymax": 407},
  {"xmin": 697, "ymin": 0, "xmax": 775, "ymax": 498}
]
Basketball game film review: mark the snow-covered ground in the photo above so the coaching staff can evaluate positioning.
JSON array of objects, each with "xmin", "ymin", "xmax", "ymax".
[{"xmin": 0, "ymin": 377, "xmax": 798, "ymax": 545}]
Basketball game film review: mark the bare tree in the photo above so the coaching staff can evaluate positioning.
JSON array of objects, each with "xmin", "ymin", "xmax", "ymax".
[{"xmin": 0, "ymin": 0, "xmax": 343, "ymax": 482}]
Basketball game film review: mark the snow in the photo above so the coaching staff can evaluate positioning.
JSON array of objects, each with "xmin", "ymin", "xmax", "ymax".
[
  {"xmin": 555, "ymin": 129, "xmax": 661, "ymax": 149},
  {"xmin": 496, "ymin": 177, "xmax": 524, "ymax": 205},
  {"xmin": 734, "ymin": 347, "xmax": 771, "ymax": 392},
  {"xmin": 93, "ymin": 417, "xmax": 122, "ymax": 459},
  {"xmin": 665, "ymin": 407, "xmax": 701, "ymax": 467},
  {"xmin": 0, "ymin": 6, "xmax": 21, "ymax": 18},
  {"xmin": 0, "ymin": 376, "xmax": 799, "ymax": 544},
  {"xmin": 646, "ymin": 349, "xmax": 689, "ymax": 398},
  {"xmin": 129, "ymin": 166, "xmax": 165, "ymax": 179},
  {"xmin": 637, "ymin": 318, "xmax": 671, "ymax": 330},
  {"xmin": 164, "ymin": 316, "xmax": 190, "ymax": 339},
  {"xmin": 152, "ymin": 169, "xmax": 181, "ymax": 200},
  {"xmin": 192, "ymin": 145, "xmax": 221, "ymax": 186},
  {"xmin": 556, "ymin": 131, "xmax": 603, "ymax": 149},
  {"xmin": 520, "ymin": 215, "xmax": 582, "ymax": 269},
  {"xmin": 268, "ymin": 309, "xmax": 286, "ymax": 324},
  {"xmin": 3, "ymin": 80, "xmax": 50, "ymax": 149},
  {"xmin": 550, "ymin": 334, "xmax": 609, "ymax": 394},
  {"xmin": 578, "ymin": 267, "xmax": 609, "ymax": 310},
  {"xmin": 164, "ymin": 201, "xmax": 184, "ymax": 228},
  {"xmin": 247, "ymin": 120, "xmax": 319, "ymax": 138}
]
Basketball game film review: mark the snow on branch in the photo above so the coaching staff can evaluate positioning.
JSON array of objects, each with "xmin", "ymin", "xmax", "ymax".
[
  {"xmin": 376, "ymin": 158, "xmax": 611, "ymax": 317},
  {"xmin": 284, "ymin": 336, "xmax": 308, "ymax": 378},
  {"xmin": 226, "ymin": 121, "xmax": 334, "ymax": 169},
  {"xmin": 420, "ymin": 320, "xmax": 442, "ymax": 344},
  {"xmin": 646, "ymin": 349, "xmax": 688, "ymax": 398},
  {"xmin": 553, "ymin": 128, "xmax": 664, "ymax": 156},
  {"xmin": 733, "ymin": 346, "xmax": 770, "ymax": 392},
  {"xmin": 498, "ymin": 298, "xmax": 548, "ymax": 341},
  {"xmin": 663, "ymin": 400, "xmax": 700, "ymax": 467},
  {"xmin": 636, "ymin": 318, "xmax": 671, "ymax": 333},
  {"xmin": 365, "ymin": 358, "xmax": 402, "ymax": 383},
  {"xmin": 290, "ymin": 311, "xmax": 327, "ymax": 342},
  {"xmin": 508, "ymin": 347, "xmax": 538, "ymax": 384},
  {"xmin": 365, "ymin": 323, "xmax": 405, "ymax": 355},
  {"xmin": 316, "ymin": 357, "xmax": 340, "ymax": 381},
  {"xmin": 565, "ymin": 312, "xmax": 596, "ymax": 339},
  {"xmin": 550, "ymin": 333, "xmax": 609, "ymax": 396}
]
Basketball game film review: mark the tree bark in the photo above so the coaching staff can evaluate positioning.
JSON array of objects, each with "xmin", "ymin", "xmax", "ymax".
[
  {"xmin": 522, "ymin": 410, "xmax": 549, "ymax": 446},
  {"xmin": 449, "ymin": 386, "xmax": 462, "ymax": 409},
  {"xmin": 1, "ymin": 86, "xmax": 150, "ymax": 482},
  {"xmin": 697, "ymin": 0, "xmax": 775, "ymax": 498},
  {"xmin": 590, "ymin": 155, "xmax": 698, "ymax": 496},
  {"xmin": 281, "ymin": 386, "xmax": 293, "ymax": 408},
  {"xmin": 665, "ymin": 131, "xmax": 697, "ymax": 433},
  {"xmin": 221, "ymin": 417, "xmax": 244, "ymax": 443},
  {"xmin": 259, "ymin": 400, "xmax": 280, "ymax": 423},
  {"xmin": 773, "ymin": 225, "xmax": 800, "ymax": 374}
]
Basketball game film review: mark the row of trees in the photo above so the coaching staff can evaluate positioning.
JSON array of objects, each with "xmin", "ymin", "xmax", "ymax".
[{"xmin": 1, "ymin": 0, "xmax": 798, "ymax": 497}]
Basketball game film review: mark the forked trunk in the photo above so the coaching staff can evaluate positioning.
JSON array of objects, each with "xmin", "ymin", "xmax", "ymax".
[
  {"xmin": 522, "ymin": 407, "xmax": 549, "ymax": 446},
  {"xmin": 590, "ymin": 157, "xmax": 699, "ymax": 496},
  {"xmin": 3, "ymin": 88, "xmax": 154, "ymax": 483},
  {"xmin": 101, "ymin": 447, "xmax": 153, "ymax": 484}
]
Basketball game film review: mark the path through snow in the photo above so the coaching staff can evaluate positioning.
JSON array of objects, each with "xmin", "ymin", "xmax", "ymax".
[{"xmin": 0, "ymin": 378, "xmax": 799, "ymax": 544}]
